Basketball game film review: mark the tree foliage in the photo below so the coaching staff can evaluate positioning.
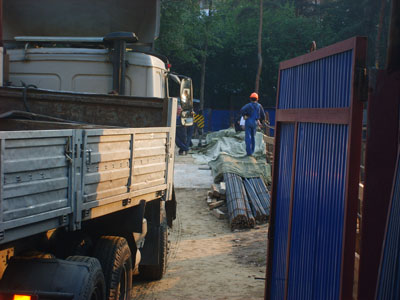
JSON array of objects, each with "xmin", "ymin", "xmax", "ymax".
[{"xmin": 155, "ymin": 0, "xmax": 391, "ymax": 109}]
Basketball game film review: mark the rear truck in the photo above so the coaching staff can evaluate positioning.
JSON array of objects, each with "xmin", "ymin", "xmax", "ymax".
[{"xmin": 0, "ymin": 1, "xmax": 194, "ymax": 299}]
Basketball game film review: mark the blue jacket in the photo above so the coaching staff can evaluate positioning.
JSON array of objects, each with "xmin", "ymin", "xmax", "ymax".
[{"xmin": 240, "ymin": 102, "xmax": 265, "ymax": 127}]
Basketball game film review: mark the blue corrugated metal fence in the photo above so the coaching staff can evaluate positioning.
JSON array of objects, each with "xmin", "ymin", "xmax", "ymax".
[{"xmin": 266, "ymin": 37, "xmax": 366, "ymax": 300}]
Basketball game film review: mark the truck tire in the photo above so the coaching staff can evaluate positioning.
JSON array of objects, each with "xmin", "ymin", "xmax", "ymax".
[
  {"xmin": 93, "ymin": 236, "xmax": 133, "ymax": 300},
  {"xmin": 65, "ymin": 256, "xmax": 106, "ymax": 300},
  {"xmin": 139, "ymin": 223, "xmax": 168, "ymax": 280}
]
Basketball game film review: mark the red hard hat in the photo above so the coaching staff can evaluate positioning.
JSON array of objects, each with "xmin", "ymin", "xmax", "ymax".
[{"xmin": 250, "ymin": 92, "xmax": 258, "ymax": 100}]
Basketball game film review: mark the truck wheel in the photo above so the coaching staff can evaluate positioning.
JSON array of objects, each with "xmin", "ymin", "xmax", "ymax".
[
  {"xmin": 139, "ymin": 223, "xmax": 168, "ymax": 280},
  {"xmin": 65, "ymin": 256, "xmax": 106, "ymax": 300},
  {"xmin": 93, "ymin": 236, "xmax": 133, "ymax": 300}
]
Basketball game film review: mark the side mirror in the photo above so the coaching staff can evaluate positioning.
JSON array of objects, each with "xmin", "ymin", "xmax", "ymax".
[{"xmin": 180, "ymin": 78, "xmax": 194, "ymax": 126}]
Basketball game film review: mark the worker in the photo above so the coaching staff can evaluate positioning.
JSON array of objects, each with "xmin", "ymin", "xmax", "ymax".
[
  {"xmin": 240, "ymin": 92, "xmax": 265, "ymax": 156},
  {"xmin": 194, "ymin": 110, "xmax": 205, "ymax": 146},
  {"xmin": 187, "ymin": 122, "xmax": 194, "ymax": 149},
  {"xmin": 175, "ymin": 105, "xmax": 189, "ymax": 155}
]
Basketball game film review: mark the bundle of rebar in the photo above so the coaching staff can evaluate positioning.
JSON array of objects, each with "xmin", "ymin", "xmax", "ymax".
[
  {"xmin": 243, "ymin": 177, "xmax": 267, "ymax": 222},
  {"xmin": 224, "ymin": 173, "xmax": 254, "ymax": 230},
  {"xmin": 247, "ymin": 177, "xmax": 271, "ymax": 216},
  {"xmin": 223, "ymin": 172, "xmax": 271, "ymax": 230}
]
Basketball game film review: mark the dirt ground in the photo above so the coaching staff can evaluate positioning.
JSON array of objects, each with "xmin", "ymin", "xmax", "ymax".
[{"xmin": 132, "ymin": 153, "xmax": 269, "ymax": 300}]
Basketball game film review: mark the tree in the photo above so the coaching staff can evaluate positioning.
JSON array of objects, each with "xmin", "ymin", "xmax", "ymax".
[
  {"xmin": 156, "ymin": 0, "xmax": 390, "ymax": 110},
  {"xmin": 255, "ymin": 0, "xmax": 263, "ymax": 94},
  {"xmin": 155, "ymin": 0, "xmax": 221, "ymax": 101}
]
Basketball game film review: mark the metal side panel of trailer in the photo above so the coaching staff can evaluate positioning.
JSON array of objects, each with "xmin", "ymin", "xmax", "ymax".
[{"xmin": 0, "ymin": 122, "xmax": 176, "ymax": 245}]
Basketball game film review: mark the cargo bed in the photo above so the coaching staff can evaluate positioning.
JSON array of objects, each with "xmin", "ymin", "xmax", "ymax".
[{"xmin": 0, "ymin": 89, "xmax": 177, "ymax": 245}]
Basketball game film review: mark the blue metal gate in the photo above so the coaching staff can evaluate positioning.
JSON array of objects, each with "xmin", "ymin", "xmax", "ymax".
[{"xmin": 266, "ymin": 37, "xmax": 367, "ymax": 300}]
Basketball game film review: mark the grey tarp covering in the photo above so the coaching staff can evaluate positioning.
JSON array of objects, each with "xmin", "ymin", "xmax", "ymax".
[{"xmin": 192, "ymin": 128, "xmax": 271, "ymax": 183}]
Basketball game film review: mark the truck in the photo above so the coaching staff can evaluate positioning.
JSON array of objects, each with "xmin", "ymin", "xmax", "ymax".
[{"xmin": 0, "ymin": 1, "xmax": 193, "ymax": 299}]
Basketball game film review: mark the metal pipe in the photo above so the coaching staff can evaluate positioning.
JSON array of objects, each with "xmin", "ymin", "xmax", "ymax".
[
  {"xmin": 112, "ymin": 40, "xmax": 126, "ymax": 95},
  {"xmin": 14, "ymin": 36, "xmax": 105, "ymax": 43},
  {"xmin": 104, "ymin": 32, "xmax": 138, "ymax": 96},
  {"xmin": 386, "ymin": 0, "xmax": 400, "ymax": 72}
]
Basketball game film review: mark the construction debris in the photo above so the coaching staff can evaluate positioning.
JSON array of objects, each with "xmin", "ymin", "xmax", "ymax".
[
  {"xmin": 208, "ymin": 200, "xmax": 225, "ymax": 210},
  {"xmin": 211, "ymin": 184, "xmax": 220, "ymax": 198},
  {"xmin": 199, "ymin": 165, "xmax": 211, "ymax": 170},
  {"xmin": 219, "ymin": 182, "xmax": 226, "ymax": 195},
  {"xmin": 212, "ymin": 208, "xmax": 226, "ymax": 219}
]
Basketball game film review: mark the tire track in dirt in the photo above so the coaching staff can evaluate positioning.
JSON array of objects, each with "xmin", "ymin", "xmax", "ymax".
[{"xmin": 132, "ymin": 188, "xmax": 267, "ymax": 300}]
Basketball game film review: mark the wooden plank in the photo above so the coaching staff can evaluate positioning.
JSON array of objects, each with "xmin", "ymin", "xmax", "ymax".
[
  {"xmin": 134, "ymin": 147, "xmax": 166, "ymax": 158},
  {"xmin": 84, "ymin": 169, "xmax": 130, "ymax": 184},
  {"xmin": 131, "ymin": 127, "xmax": 170, "ymax": 134},
  {"xmin": 211, "ymin": 184, "xmax": 220, "ymax": 198},
  {"xmin": 133, "ymin": 163, "xmax": 166, "ymax": 175},
  {"xmin": 133, "ymin": 138, "xmax": 167, "ymax": 149},
  {"xmin": 209, "ymin": 200, "xmax": 225, "ymax": 210},
  {"xmin": 88, "ymin": 141, "xmax": 130, "ymax": 152},
  {"xmin": 133, "ymin": 155, "xmax": 166, "ymax": 166},
  {"xmin": 212, "ymin": 208, "xmax": 226, "ymax": 219},
  {"xmin": 83, "ymin": 184, "xmax": 168, "ymax": 213},
  {"xmin": 263, "ymin": 135, "xmax": 275, "ymax": 146},
  {"xmin": 132, "ymin": 170, "xmax": 165, "ymax": 182},
  {"xmin": 90, "ymin": 151, "xmax": 131, "ymax": 163},
  {"xmin": 87, "ymin": 134, "xmax": 131, "ymax": 143},
  {"xmin": 84, "ymin": 177, "xmax": 129, "ymax": 193},
  {"xmin": 86, "ymin": 159, "xmax": 130, "ymax": 174},
  {"xmin": 89, "ymin": 191, "xmax": 160, "ymax": 219},
  {"xmin": 84, "ymin": 128, "xmax": 135, "ymax": 136},
  {"xmin": 219, "ymin": 182, "xmax": 226, "ymax": 195},
  {"xmin": 130, "ymin": 178, "xmax": 166, "ymax": 191},
  {"xmin": 84, "ymin": 186, "xmax": 128, "ymax": 202},
  {"xmin": 134, "ymin": 132, "xmax": 168, "ymax": 140}
]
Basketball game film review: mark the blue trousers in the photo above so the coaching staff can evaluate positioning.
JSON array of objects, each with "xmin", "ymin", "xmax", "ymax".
[
  {"xmin": 176, "ymin": 125, "xmax": 189, "ymax": 152},
  {"xmin": 186, "ymin": 125, "xmax": 194, "ymax": 147},
  {"xmin": 245, "ymin": 124, "xmax": 256, "ymax": 156}
]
